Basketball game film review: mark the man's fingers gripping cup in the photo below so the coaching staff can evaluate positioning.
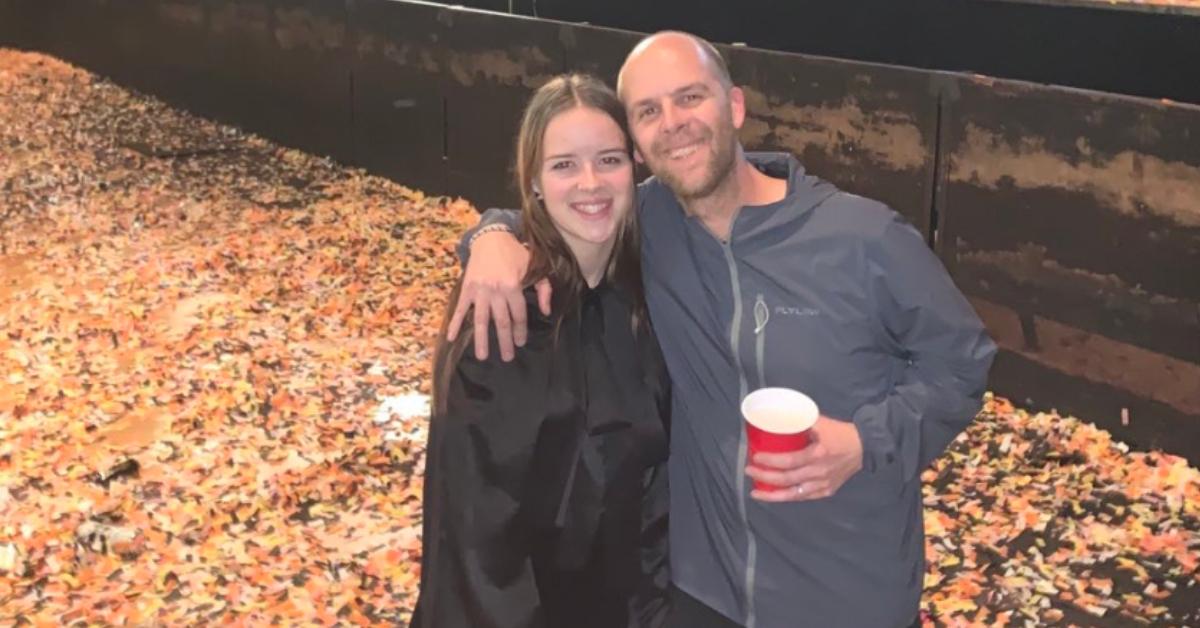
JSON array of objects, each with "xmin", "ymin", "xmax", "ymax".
[{"xmin": 741, "ymin": 387, "xmax": 819, "ymax": 492}]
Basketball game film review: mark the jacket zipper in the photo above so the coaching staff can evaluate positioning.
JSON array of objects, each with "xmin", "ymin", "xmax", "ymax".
[{"xmin": 722, "ymin": 240, "xmax": 757, "ymax": 628}]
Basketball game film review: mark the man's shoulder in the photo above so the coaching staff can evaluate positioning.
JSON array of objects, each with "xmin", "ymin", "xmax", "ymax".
[
  {"xmin": 807, "ymin": 190, "xmax": 902, "ymax": 241},
  {"xmin": 636, "ymin": 176, "xmax": 680, "ymax": 208},
  {"xmin": 634, "ymin": 176, "xmax": 687, "ymax": 235},
  {"xmin": 812, "ymin": 190, "xmax": 895, "ymax": 221},
  {"xmin": 636, "ymin": 174, "xmax": 664, "ymax": 193}
]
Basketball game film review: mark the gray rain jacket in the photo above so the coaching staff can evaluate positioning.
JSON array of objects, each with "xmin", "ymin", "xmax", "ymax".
[{"xmin": 464, "ymin": 153, "xmax": 996, "ymax": 628}]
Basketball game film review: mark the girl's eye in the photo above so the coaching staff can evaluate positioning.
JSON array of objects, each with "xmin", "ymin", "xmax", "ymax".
[
  {"xmin": 600, "ymin": 155, "xmax": 627, "ymax": 166},
  {"xmin": 549, "ymin": 160, "xmax": 573, "ymax": 171}
]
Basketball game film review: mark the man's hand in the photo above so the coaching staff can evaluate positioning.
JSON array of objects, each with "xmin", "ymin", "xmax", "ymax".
[
  {"xmin": 445, "ymin": 231, "xmax": 551, "ymax": 361},
  {"xmin": 746, "ymin": 416, "xmax": 864, "ymax": 502}
]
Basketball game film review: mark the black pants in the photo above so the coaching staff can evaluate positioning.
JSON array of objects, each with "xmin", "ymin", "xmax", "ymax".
[{"xmin": 666, "ymin": 585, "xmax": 923, "ymax": 628}]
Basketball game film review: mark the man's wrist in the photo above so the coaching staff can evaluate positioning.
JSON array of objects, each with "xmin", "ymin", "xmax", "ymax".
[{"xmin": 467, "ymin": 223, "xmax": 516, "ymax": 250}]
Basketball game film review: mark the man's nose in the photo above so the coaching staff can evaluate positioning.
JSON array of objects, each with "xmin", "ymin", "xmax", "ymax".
[{"xmin": 660, "ymin": 102, "xmax": 684, "ymax": 133}]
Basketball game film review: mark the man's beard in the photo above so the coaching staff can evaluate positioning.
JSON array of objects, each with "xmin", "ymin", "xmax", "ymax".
[{"xmin": 649, "ymin": 119, "xmax": 738, "ymax": 202}]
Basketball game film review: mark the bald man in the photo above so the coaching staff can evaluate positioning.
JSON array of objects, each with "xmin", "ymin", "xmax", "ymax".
[{"xmin": 447, "ymin": 32, "xmax": 995, "ymax": 628}]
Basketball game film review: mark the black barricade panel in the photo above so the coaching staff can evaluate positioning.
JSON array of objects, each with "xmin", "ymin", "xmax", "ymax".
[
  {"xmin": 938, "ymin": 76, "xmax": 1200, "ymax": 458},
  {"xmin": 460, "ymin": 0, "xmax": 1200, "ymax": 107},
  {"xmin": 556, "ymin": 25, "xmax": 646, "ymax": 182},
  {"xmin": 436, "ymin": 8, "xmax": 565, "ymax": 209},
  {"xmin": 349, "ymin": 0, "xmax": 448, "ymax": 196},
  {"xmin": 205, "ymin": 0, "xmax": 352, "ymax": 162},
  {"xmin": 24, "ymin": 0, "xmax": 219, "ymax": 142},
  {"xmin": 32, "ymin": 0, "xmax": 140, "ymax": 84},
  {"xmin": 558, "ymin": 24, "xmax": 640, "ymax": 88},
  {"xmin": 124, "ymin": 0, "xmax": 215, "ymax": 123},
  {"xmin": 0, "ymin": 0, "xmax": 31, "ymax": 50},
  {"xmin": 725, "ymin": 46, "xmax": 938, "ymax": 237}
]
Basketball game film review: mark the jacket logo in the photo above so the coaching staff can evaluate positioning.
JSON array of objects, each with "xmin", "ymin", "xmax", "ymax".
[{"xmin": 774, "ymin": 306, "xmax": 819, "ymax": 317}]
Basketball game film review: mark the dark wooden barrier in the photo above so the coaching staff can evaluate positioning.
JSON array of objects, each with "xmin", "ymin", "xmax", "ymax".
[
  {"xmin": 936, "ymin": 75, "xmax": 1200, "ymax": 453},
  {"xmin": 351, "ymin": 1, "xmax": 569, "ymax": 205},
  {"xmin": 203, "ymin": 0, "xmax": 354, "ymax": 161},
  {"xmin": 447, "ymin": 0, "xmax": 1200, "ymax": 107},
  {"xmin": 349, "ymin": 0, "xmax": 452, "ymax": 197},
  {"xmin": 22, "ymin": 0, "xmax": 134, "ymax": 82},
  {"xmin": 0, "ymin": 0, "xmax": 30, "ymax": 49},
  {"xmin": 116, "ymin": 0, "xmax": 219, "ymax": 136},
  {"xmin": 8, "ymin": 0, "xmax": 355, "ymax": 162},
  {"xmin": 724, "ymin": 46, "xmax": 939, "ymax": 237},
  {"xmin": 2, "ymin": 0, "xmax": 1197, "ymax": 461}
]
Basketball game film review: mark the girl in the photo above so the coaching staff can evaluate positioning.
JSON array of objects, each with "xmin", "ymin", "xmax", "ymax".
[{"xmin": 411, "ymin": 74, "xmax": 670, "ymax": 628}]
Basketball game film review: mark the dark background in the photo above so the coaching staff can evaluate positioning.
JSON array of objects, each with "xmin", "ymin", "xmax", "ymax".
[{"xmin": 443, "ymin": 0, "xmax": 1200, "ymax": 106}]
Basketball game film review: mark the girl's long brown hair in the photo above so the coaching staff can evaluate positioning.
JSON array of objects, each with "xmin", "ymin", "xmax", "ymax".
[{"xmin": 433, "ymin": 73, "xmax": 645, "ymax": 415}]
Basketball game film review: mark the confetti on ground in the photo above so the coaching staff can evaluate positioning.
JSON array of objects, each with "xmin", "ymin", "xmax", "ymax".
[
  {"xmin": 1, "ymin": 49, "xmax": 473, "ymax": 626},
  {"xmin": 1, "ymin": 49, "xmax": 1197, "ymax": 627},
  {"xmin": 922, "ymin": 396, "xmax": 1200, "ymax": 627}
]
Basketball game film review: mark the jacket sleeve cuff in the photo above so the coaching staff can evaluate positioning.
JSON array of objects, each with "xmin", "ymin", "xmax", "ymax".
[
  {"xmin": 455, "ymin": 208, "xmax": 522, "ymax": 265},
  {"xmin": 852, "ymin": 401, "xmax": 897, "ymax": 474}
]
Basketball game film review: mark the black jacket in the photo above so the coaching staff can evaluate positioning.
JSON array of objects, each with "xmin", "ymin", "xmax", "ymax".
[{"xmin": 412, "ymin": 282, "xmax": 671, "ymax": 628}]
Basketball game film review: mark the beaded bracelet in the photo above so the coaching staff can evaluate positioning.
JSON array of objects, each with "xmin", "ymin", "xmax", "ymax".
[{"xmin": 466, "ymin": 222, "xmax": 516, "ymax": 250}]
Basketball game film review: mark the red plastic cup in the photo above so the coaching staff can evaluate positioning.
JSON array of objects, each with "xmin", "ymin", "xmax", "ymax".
[{"xmin": 741, "ymin": 387, "xmax": 819, "ymax": 492}]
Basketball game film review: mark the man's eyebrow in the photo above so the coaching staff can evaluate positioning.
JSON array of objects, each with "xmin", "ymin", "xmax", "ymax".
[
  {"xmin": 630, "ymin": 82, "xmax": 711, "ymax": 110},
  {"xmin": 672, "ymin": 82, "xmax": 710, "ymax": 96},
  {"xmin": 629, "ymin": 96, "xmax": 657, "ymax": 111}
]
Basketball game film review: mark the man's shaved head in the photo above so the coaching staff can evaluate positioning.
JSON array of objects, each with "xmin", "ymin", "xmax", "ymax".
[
  {"xmin": 617, "ymin": 31, "xmax": 733, "ymax": 102},
  {"xmin": 614, "ymin": 31, "xmax": 746, "ymax": 203}
]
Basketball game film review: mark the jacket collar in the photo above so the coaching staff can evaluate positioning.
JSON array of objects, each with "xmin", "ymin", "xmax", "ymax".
[{"xmin": 733, "ymin": 152, "xmax": 838, "ymax": 239}]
